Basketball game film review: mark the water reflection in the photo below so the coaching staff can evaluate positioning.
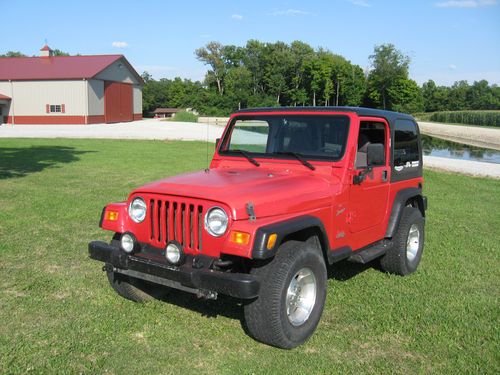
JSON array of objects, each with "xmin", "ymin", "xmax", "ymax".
[{"xmin": 421, "ymin": 135, "xmax": 500, "ymax": 164}]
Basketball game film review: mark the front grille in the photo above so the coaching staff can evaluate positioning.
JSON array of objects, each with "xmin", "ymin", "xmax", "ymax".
[{"xmin": 148, "ymin": 197, "xmax": 204, "ymax": 251}]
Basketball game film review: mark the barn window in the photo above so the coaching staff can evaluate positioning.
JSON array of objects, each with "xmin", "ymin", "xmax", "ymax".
[{"xmin": 49, "ymin": 105, "xmax": 62, "ymax": 113}]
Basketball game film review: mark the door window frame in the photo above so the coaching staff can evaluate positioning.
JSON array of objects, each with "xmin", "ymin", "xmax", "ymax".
[{"xmin": 355, "ymin": 117, "xmax": 391, "ymax": 170}]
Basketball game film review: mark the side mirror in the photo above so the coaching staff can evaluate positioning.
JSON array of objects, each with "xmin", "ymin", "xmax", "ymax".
[
  {"xmin": 367, "ymin": 143, "xmax": 385, "ymax": 166},
  {"xmin": 215, "ymin": 138, "xmax": 220, "ymax": 150}
]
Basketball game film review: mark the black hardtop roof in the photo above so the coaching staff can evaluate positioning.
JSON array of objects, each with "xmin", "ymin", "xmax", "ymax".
[{"xmin": 235, "ymin": 106, "xmax": 415, "ymax": 126}]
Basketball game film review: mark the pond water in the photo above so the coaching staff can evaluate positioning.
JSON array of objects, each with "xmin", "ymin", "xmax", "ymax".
[{"xmin": 422, "ymin": 135, "xmax": 500, "ymax": 164}]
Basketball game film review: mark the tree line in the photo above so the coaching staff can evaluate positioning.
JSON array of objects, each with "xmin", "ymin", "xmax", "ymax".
[
  {"xmin": 2, "ymin": 43, "xmax": 499, "ymax": 115},
  {"xmin": 142, "ymin": 40, "xmax": 499, "ymax": 116}
]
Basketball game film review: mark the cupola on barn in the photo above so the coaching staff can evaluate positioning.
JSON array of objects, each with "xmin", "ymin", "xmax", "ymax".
[{"xmin": 0, "ymin": 45, "xmax": 143, "ymax": 124}]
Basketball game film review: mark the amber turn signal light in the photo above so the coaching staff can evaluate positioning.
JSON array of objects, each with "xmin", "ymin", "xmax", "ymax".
[
  {"xmin": 105, "ymin": 210, "xmax": 119, "ymax": 221},
  {"xmin": 230, "ymin": 231, "xmax": 250, "ymax": 245},
  {"xmin": 267, "ymin": 233, "xmax": 277, "ymax": 250}
]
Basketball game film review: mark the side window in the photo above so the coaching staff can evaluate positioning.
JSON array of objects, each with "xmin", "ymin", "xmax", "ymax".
[
  {"xmin": 394, "ymin": 120, "xmax": 419, "ymax": 167},
  {"xmin": 355, "ymin": 121, "xmax": 386, "ymax": 169}
]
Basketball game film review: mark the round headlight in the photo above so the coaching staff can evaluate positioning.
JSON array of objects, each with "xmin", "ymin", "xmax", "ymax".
[
  {"xmin": 121, "ymin": 233, "xmax": 136, "ymax": 253},
  {"xmin": 204, "ymin": 207, "xmax": 228, "ymax": 237},
  {"xmin": 166, "ymin": 242, "xmax": 183, "ymax": 265},
  {"xmin": 129, "ymin": 197, "xmax": 147, "ymax": 223}
]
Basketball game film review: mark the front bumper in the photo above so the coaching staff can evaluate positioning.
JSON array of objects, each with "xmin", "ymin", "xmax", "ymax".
[{"xmin": 88, "ymin": 241, "xmax": 260, "ymax": 299}]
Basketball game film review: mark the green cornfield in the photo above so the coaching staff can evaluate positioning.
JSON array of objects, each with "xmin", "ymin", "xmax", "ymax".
[{"xmin": 427, "ymin": 110, "xmax": 500, "ymax": 127}]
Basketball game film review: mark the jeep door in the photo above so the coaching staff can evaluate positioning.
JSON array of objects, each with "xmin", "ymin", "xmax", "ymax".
[{"xmin": 348, "ymin": 118, "xmax": 391, "ymax": 233}]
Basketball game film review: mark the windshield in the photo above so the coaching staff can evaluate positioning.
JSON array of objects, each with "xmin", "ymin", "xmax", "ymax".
[{"xmin": 219, "ymin": 115, "xmax": 350, "ymax": 161}]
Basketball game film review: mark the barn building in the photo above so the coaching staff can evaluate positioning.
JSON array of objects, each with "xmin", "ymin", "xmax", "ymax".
[{"xmin": 0, "ymin": 45, "xmax": 143, "ymax": 124}]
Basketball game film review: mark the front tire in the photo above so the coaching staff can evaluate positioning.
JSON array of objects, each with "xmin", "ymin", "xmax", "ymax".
[
  {"xmin": 105, "ymin": 238, "xmax": 169, "ymax": 302},
  {"xmin": 380, "ymin": 207, "xmax": 425, "ymax": 276},
  {"xmin": 106, "ymin": 267, "xmax": 169, "ymax": 302},
  {"xmin": 244, "ymin": 240, "xmax": 327, "ymax": 349}
]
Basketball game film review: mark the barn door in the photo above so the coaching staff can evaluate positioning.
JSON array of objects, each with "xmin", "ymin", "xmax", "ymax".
[{"xmin": 104, "ymin": 81, "xmax": 133, "ymax": 123}]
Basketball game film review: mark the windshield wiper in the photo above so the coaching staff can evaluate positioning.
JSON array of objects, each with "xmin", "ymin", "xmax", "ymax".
[
  {"xmin": 274, "ymin": 151, "xmax": 315, "ymax": 170},
  {"xmin": 231, "ymin": 149, "xmax": 260, "ymax": 167}
]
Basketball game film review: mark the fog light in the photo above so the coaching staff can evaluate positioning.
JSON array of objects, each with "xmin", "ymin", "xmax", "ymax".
[
  {"xmin": 121, "ymin": 233, "xmax": 135, "ymax": 253},
  {"xmin": 166, "ymin": 241, "xmax": 184, "ymax": 265}
]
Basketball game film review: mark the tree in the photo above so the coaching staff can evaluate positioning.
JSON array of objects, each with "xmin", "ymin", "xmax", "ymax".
[
  {"xmin": 447, "ymin": 80, "xmax": 470, "ymax": 110},
  {"xmin": 366, "ymin": 44, "xmax": 410, "ymax": 109},
  {"xmin": 141, "ymin": 71, "xmax": 153, "ymax": 83},
  {"xmin": 289, "ymin": 41, "xmax": 314, "ymax": 106},
  {"xmin": 52, "ymin": 49, "xmax": 70, "ymax": 56},
  {"xmin": 338, "ymin": 63, "xmax": 366, "ymax": 106},
  {"xmin": 243, "ymin": 40, "xmax": 266, "ymax": 95},
  {"xmin": 261, "ymin": 42, "xmax": 294, "ymax": 104},
  {"xmin": 387, "ymin": 78, "xmax": 424, "ymax": 113},
  {"xmin": 195, "ymin": 41, "xmax": 227, "ymax": 95},
  {"xmin": 0, "ymin": 51, "xmax": 26, "ymax": 57},
  {"xmin": 468, "ymin": 80, "xmax": 498, "ymax": 110},
  {"xmin": 225, "ymin": 66, "xmax": 253, "ymax": 109},
  {"xmin": 303, "ymin": 54, "xmax": 322, "ymax": 106}
]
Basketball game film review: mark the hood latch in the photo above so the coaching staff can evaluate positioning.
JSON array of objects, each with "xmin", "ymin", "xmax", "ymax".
[{"xmin": 246, "ymin": 202, "xmax": 256, "ymax": 222}]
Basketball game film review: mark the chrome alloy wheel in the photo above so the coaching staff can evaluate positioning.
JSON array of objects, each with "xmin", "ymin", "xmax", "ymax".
[
  {"xmin": 286, "ymin": 267, "xmax": 317, "ymax": 326},
  {"xmin": 406, "ymin": 224, "xmax": 420, "ymax": 262}
]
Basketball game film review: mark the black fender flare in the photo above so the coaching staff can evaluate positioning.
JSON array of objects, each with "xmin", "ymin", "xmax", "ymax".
[
  {"xmin": 252, "ymin": 216, "xmax": 330, "ymax": 260},
  {"xmin": 385, "ymin": 187, "xmax": 427, "ymax": 238}
]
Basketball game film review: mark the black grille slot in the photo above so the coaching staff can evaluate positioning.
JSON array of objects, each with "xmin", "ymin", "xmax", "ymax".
[{"xmin": 149, "ymin": 197, "xmax": 203, "ymax": 251}]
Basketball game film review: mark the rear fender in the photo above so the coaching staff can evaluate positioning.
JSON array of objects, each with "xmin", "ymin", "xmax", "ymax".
[{"xmin": 385, "ymin": 188, "xmax": 426, "ymax": 238}]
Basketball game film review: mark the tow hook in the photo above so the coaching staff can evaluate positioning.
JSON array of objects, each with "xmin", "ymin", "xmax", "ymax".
[
  {"xmin": 102, "ymin": 264, "xmax": 114, "ymax": 272},
  {"xmin": 197, "ymin": 290, "xmax": 218, "ymax": 300}
]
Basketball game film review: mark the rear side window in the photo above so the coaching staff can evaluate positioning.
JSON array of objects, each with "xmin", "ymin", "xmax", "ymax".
[{"xmin": 394, "ymin": 120, "xmax": 419, "ymax": 166}]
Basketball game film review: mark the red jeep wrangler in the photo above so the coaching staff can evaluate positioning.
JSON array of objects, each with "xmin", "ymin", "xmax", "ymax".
[{"xmin": 89, "ymin": 107, "xmax": 427, "ymax": 349}]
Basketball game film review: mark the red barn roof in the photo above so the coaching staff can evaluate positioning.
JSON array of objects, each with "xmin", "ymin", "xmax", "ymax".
[
  {"xmin": 0, "ymin": 93, "xmax": 11, "ymax": 100},
  {"xmin": 0, "ymin": 55, "xmax": 143, "ymax": 83}
]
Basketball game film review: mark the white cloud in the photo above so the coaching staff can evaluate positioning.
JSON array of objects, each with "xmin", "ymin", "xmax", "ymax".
[
  {"xmin": 449, "ymin": 64, "xmax": 457, "ymax": 70},
  {"xmin": 112, "ymin": 41, "xmax": 128, "ymax": 48},
  {"xmin": 434, "ymin": 0, "xmax": 497, "ymax": 8},
  {"xmin": 348, "ymin": 0, "xmax": 371, "ymax": 7},
  {"xmin": 231, "ymin": 14, "xmax": 243, "ymax": 20},
  {"xmin": 267, "ymin": 9, "xmax": 312, "ymax": 16}
]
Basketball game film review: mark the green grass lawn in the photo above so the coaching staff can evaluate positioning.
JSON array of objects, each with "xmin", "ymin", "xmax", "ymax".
[{"xmin": 1, "ymin": 138, "xmax": 499, "ymax": 374}]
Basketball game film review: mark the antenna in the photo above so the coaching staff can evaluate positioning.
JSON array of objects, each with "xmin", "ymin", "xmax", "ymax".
[{"xmin": 206, "ymin": 119, "xmax": 210, "ymax": 170}]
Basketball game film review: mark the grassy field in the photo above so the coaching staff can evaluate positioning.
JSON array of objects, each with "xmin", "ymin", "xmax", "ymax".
[{"xmin": 1, "ymin": 138, "xmax": 499, "ymax": 374}]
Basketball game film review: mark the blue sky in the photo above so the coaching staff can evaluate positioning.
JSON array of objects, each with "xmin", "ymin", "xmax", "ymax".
[{"xmin": 2, "ymin": 0, "xmax": 499, "ymax": 85}]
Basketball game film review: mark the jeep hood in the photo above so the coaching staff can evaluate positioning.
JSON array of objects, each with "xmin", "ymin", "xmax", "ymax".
[{"xmin": 134, "ymin": 168, "xmax": 339, "ymax": 220}]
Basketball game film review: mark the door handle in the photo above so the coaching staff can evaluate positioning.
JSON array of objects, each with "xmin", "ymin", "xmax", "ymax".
[{"xmin": 382, "ymin": 170, "xmax": 388, "ymax": 182}]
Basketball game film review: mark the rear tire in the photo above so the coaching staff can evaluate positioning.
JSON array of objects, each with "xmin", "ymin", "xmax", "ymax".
[
  {"xmin": 380, "ymin": 207, "xmax": 425, "ymax": 276},
  {"xmin": 244, "ymin": 240, "xmax": 327, "ymax": 349}
]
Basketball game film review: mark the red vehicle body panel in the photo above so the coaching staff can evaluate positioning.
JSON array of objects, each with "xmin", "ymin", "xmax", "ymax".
[{"xmin": 100, "ymin": 110, "xmax": 423, "ymax": 260}]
